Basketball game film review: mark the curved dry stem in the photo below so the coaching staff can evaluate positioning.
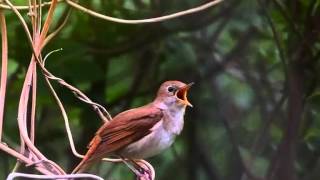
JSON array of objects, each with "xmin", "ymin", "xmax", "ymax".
[
  {"xmin": 43, "ymin": 48, "xmax": 63, "ymax": 65},
  {"xmin": 43, "ymin": 8, "xmax": 72, "ymax": 47},
  {"xmin": 28, "ymin": 0, "xmax": 39, "ymax": 147},
  {"xmin": 7, "ymin": 172, "xmax": 104, "ymax": 180},
  {"xmin": 0, "ymin": 143, "xmax": 54, "ymax": 175},
  {"xmin": 43, "ymin": 50, "xmax": 117, "ymax": 162},
  {"xmin": 44, "ymin": 73, "xmax": 84, "ymax": 159},
  {"xmin": 4, "ymin": 0, "xmax": 33, "ymax": 47},
  {"xmin": 0, "ymin": 0, "xmax": 62, "ymax": 10},
  {"xmin": 17, "ymin": 61, "xmax": 64, "ymax": 175},
  {"xmin": 39, "ymin": 0, "xmax": 57, "ymax": 45},
  {"xmin": 66, "ymin": 0, "xmax": 224, "ymax": 24},
  {"xmin": 30, "ymin": 66, "xmax": 37, "ymax": 143},
  {"xmin": 46, "ymin": 74, "xmax": 112, "ymax": 121},
  {"xmin": 38, "ymin": 0, "xmax": 43, "ymax": 32}
]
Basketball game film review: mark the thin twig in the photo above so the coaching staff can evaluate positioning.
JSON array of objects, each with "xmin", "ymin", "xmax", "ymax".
[
  {"xmin": 65, "ymin": 0, "xmax": 223, "ymax": 24},
  {"xmin": 30, "ymin": 64, "xmax": 37, "ymax": 143},
  {"xmin": 29, "ymin": 0, "xmax": 38, "ymax": 145},
  {"xmin": 7, "ymin": 172, "xmax": 104, "ymax": 180},
  {"xmin": 42, "ymin": 50, "xmax": 120, "ymax": 163},
  {"xmin": 43, "ymin": 67, "xmax": 84, "ymax": 159},
  {"xmin": 38, "ymin": 0, "xmax": 42, "ymax": 32},
  {"xmin": 0, "ymin": 0, "xmax": 62, "ymax": 10},
  {"xmin": 4, "ymin": 0, "xmax": 33, "ymax": 46},
  {"xmin": 0, "ymin": 1, "xmax": 8, "ymax": 141},
  {"xmin": 43, "ymin": 7, "xmax": 72, "ymax": 47},
  {"xmin": 17, "ymin": 60, "xmax": 59, "ymax": 173},
  {"xmin": 29, "ymin": 0, "xmax": 39, "ymax": 144},
  {"xmin": 39, "ymin": 0, "xmax": 57, "ymax": 46},
  {"xmin": 0, "ymin": 143, "xmax": 54, "ymax": 175}
]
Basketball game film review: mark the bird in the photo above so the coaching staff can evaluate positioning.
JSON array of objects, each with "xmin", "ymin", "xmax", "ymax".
[{"xmin": 72, "ymin": 80, "xmax": 193, "ymax": 174}]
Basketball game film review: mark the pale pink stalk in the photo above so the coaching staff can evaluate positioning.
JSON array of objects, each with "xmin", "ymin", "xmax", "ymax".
[{"xmin": 0, "ymin": 4, "xmax": 8, "ymax": 141}]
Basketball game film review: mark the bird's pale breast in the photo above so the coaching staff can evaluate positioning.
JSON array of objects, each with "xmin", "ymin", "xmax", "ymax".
[{"xmin": 119, "ymin": 107, "xmax": 185, "ymax": 159}]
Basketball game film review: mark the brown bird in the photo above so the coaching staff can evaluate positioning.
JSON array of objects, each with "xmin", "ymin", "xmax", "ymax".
[{"xmin": 72, "ymin": 80, "xmax": 193, "ymax": 174}]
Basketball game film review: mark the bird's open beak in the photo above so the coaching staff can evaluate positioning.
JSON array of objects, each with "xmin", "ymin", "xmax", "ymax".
[{"xmin": 176, "ymin": 82, "xmax": 194, "ymax": 107}]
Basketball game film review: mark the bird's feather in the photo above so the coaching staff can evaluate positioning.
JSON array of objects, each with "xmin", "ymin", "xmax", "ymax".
[{"xmin": 72, "ymin": 104, "xmax": 163, "ymax": 173}]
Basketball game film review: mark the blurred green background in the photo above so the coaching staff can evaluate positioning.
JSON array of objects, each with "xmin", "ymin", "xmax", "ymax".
[{"xmin": 1, "ymin": 0, "xmax": 320, "ymax": 180}]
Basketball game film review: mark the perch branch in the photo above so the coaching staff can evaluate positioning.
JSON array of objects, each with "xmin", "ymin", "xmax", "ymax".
[{"xmin": 7, "ymin": 172, "xmax": 104, "ymax": 180}]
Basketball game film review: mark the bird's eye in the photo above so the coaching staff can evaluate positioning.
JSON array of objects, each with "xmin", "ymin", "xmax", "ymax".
[{"xmin": 167, "ymin": 86, "xmax": 176, "ymax": 93}]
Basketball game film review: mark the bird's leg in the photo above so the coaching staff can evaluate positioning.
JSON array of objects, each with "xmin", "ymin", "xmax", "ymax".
[
  {"xmin": 120, "ymin": 157, "xmax": 141, "ymax": 176},
  {"xmin": 118, "ymin": 156, "xmax": 151, "ymax": 180},
  {"xmin": 129, "ymin": 159, "xmax": 152, "ymax": 180},
  {"xmin": 129, "ymin": 159, "xmax": 150, "ymax": 175}
]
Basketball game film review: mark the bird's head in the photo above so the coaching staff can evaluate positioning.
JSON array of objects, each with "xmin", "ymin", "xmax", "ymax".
[{"xmin": 155, "ymin": 80, "xmax": 193, "ymax": 108}]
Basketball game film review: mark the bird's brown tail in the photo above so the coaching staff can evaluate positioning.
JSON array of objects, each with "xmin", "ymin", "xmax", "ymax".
[
  {"xmin": 72, "ymin": 157, "xmax": 94, "ymax": 174},
  {"xmin": 72, "ymin": 135, "xmax": 102, "ymax": 173}
]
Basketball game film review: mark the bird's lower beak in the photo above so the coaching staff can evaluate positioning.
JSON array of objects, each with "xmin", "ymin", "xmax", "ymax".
[{"xmin": 176, "ymin": 82, "xmax": 194, "ymax": 107}]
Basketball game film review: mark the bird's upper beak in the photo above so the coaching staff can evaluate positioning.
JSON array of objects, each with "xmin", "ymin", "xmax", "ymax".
[{"xmin": 176, "ymin": 82, "xmax": 194, "ymax": 107}]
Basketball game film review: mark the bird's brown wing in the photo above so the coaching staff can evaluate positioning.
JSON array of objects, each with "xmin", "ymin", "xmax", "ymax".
[{"xmin": 86, "ymin": 105, "xmax": 163, "ymax": 162}]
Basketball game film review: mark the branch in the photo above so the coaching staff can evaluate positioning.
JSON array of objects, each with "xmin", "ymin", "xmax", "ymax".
[
  {"xmin": 7, "ymin": 172, "xmax": 104, "ymax": 180},
  {"xmin": 65, "ymin": 0, "xmax": 223, "ymax": 24}
]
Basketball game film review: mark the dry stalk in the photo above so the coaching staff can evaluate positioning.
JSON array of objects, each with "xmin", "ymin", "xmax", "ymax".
[
  {"xmin": 0, "ymin": 0, "xmax": 8, "ymax": 141},
  {"xmin": 65, "ymin": 0, "xmax": 223, "ymax": 24},
  {"xmin": 0, "ymin": 0, "xmax": 62, "ymax": 10},
  {"xmin": 7, "ymin": 172, "xmax": 104, "ymax": 180}
]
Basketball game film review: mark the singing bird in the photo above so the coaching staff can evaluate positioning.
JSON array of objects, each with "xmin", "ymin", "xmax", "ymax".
[{"xmin": 72, "ymin": 80, "xmax": 193, "ymax": 173}]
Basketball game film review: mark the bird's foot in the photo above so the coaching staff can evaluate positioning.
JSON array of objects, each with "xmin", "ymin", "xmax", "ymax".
[{"xmin": 136, "ymin": 168, "xmax": 152, "ymax": 180}]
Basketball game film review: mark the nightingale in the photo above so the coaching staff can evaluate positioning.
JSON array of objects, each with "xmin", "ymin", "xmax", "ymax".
[{"xmin": 72, "ymin": 80, "xmax": 193, "ymax": 174}]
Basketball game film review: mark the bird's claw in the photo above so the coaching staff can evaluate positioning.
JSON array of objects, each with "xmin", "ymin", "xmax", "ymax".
[{"xmin": 136, "ymin": 168, "xmax": 152, "ymax": 180}]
